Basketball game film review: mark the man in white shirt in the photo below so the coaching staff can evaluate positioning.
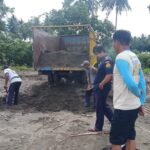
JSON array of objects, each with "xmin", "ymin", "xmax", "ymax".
[
  {"xmin": 3, "ymin": 65, "xmax": 22, "ymax": 106},
  {"xmin": 110, "ymin": 30, "xmax": 146, "ymax": 150}
]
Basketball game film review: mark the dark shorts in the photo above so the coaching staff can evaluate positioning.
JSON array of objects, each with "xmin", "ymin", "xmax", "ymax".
[{"xmin": 110, "ymin": 108, "xmax": 139, "ymax": 145}]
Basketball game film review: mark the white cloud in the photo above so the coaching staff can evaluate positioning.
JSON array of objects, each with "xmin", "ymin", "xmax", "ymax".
[{"xmin": 5, "ymin": 0, "xmax": 63, "ymax": 21}]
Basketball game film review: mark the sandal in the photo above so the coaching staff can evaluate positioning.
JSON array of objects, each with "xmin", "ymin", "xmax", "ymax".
[{"xmin": 88, "ymin": 128, "xmax": 101, "ymax": 132}]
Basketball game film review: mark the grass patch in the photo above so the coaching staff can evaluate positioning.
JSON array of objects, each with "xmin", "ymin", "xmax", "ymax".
[
  {"xmin": 11, "ymin": 65, "xmax": 33, "ymax": 71},
  {"xmin": 143, "ymin": 68, "xmax": 150, "ymax": 74},
  {"xmin": 0, "ymin": 65, "xmax": 33, "ymax": 71}
]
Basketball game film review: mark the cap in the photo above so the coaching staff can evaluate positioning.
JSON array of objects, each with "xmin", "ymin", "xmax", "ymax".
[{"xmin": 81, "ymin": 60, "xmax": 90, "ymax": 67}]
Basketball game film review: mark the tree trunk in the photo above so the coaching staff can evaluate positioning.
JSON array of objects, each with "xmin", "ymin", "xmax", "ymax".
[
  {"xmin": 115, "ymin": 8, "xmax": 118, "ymax": 30},
  {"xmin": 91, "ymin": 0, "xmax": 94, "ymax": 17}
]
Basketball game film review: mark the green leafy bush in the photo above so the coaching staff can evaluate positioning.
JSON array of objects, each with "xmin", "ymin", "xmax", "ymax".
[
  {"xmin": 137, "ymin": 52, "xmax": 150, "ymax": 69},
  {"xmin": 143, "ymin": 68, "xmax": 150, "ymax": 74},
  {"xmin": 0, "ymin": 34, "xmax": 32, "ymax": 66}
]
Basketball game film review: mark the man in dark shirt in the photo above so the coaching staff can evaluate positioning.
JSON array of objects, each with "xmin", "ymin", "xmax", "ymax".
[{"xmin": 89, "ymin": 45, "xmax": 113, "ymax": 132}]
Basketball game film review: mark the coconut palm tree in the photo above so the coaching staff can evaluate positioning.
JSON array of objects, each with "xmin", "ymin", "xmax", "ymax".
[
  {"xmin": 100, "ymin": 0, "xmax": 131, "ymax": 29},
  {"xmin": 67, "ymin": 0, "xmax": 101, "ymax": 17},
  {"xmin": 84, "ymin": 0, "xmax": 101, "ymax": 17}
]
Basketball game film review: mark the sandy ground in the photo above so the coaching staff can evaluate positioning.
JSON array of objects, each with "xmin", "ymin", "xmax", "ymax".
[{"xmin": 0, "ymin": 71, "xmax": 150, "ymax": 150}]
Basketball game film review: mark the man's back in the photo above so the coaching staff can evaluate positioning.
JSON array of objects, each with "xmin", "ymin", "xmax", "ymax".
[
  {"xmin": 110, "ymin": 29, "xmax": 146, "ymax": 150},
  {"xmin": 4, "ymin": 68, "xmax": 22, "ymax": 84},
  {"xmin": 94, "ymin": 55, "xmax": 113, "ymax": 90},
  {"xmin": 113, "ymin": 50, "xmax": 141, "ymax": 110}
]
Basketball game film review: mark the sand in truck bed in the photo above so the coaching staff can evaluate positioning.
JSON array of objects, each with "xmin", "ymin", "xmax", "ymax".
[{"xmin": 37, "ymin": 50, "xmax": 89, "ymax": 68}]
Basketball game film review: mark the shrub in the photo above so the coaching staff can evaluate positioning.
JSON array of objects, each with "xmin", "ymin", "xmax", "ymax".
[{"xmin": 137, "ymin": 52, "xmax": 150, "ymax": 69}]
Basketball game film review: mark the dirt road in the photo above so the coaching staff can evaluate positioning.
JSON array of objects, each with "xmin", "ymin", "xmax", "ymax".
[{"xmin": 0, "ymin": 71, "xmax": 150, "ymax": 150}]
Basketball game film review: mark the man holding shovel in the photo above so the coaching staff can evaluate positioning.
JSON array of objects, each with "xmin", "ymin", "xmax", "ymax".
[{"xmin": 3, "ymin": 65, "xmax": 22, "ymax": 106}]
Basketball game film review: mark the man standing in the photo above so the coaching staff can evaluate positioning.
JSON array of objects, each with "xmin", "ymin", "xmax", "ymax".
[
  {"xmin": 3, "ymin": 65, "xmax": 22, "ymax": 106},
  {"xmin": 81, "ymin": 60, "xmax": 97, "ymax": 112},
  {"xmin": 110, "ymin": 30, "xmax": 146, "ymax": 150},
  {"xmin": 89, "ymin": 46, "xmax": 113, "ymax": 132}
]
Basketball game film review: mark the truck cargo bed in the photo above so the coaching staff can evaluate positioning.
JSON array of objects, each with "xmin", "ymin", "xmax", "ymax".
[{"xmin": 33, "ymin": 29, "xmax": 89, "ymax": 70}]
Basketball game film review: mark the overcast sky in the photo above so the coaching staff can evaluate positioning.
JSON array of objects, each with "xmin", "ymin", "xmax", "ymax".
[{"xmin": 5, "ymin": 0, "xmax": 150, "ymax": 37}]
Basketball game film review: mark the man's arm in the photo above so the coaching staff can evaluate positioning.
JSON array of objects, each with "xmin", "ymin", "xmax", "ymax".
[
  {"xmin": 85, "ymin": 70, "xmax": 92, "ymax": 90},
  {"xmin": 99, "ymin": 60, "xmax": 113, "ymax": 89},
  {"xmin": 4, "ymin": 73, "xmax": 9, "ymax": 91},
  {"xmin": 91, "ymin": 66, "xmax": 98, "ymax": 74},
  {"xmin": 138, "ymin": 69, "xmax": 146, "ymax": 105},
  {"xmin": 99, "ymin": 74, "xmax": 113, "ymax": 89},
  {"xmin": 116, "ymin": 59, "xmax": 140, "ymax": 97}
]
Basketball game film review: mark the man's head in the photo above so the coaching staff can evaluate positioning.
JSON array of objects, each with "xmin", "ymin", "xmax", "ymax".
[
  {"xmin": 93, "ymin": 45, "xmax": 106, "ymax": 60},
  {"xmin": 113, "ymin": 30, "xmax": 132, "ymax": 53},
  {"xmin": 81, "ymin": 60, "xmax": 90, "ymax": 69},
  {"xmin": 2, "ymin": 65, "xmax": 9, "ymax": 70}
]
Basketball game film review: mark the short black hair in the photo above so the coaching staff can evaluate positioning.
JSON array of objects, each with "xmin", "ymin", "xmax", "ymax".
[
  {"xmin": 93, "ymin": 45, "xmax": 105, "ymax": 54},
  {"xmin": 2, "ymin": 65, "xmax": 9, "ymax": 70},
  {"xmin": 113, "ymin": 30, "xmax": 132, "ymax": 45}
]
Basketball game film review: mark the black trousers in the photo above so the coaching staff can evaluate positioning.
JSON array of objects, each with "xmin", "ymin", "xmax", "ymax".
[
  {"xmin": 94, "ymin": 86, "xmax": 113, "ymax": 131},
  {"xmin": 7, "ymin": 82, "xmax": 21, "ymax": 105},
  {"xmin": 85, "ymin": 88, "xmax": 96, "ymax": 109}
]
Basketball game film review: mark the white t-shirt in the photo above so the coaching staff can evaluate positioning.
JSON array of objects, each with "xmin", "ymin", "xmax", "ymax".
[
  {"xmin": 113, "ymin": 50, "xmax": 141, "ymax": 110},
  {"xmin": 4, "ymin": 68, "xmax": 22, "ymax": 84}
]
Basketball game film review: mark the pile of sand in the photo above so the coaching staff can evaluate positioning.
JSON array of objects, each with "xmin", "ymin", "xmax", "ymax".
[{"xmin": 37, "ymin": 51, "xmax": 88, "ymax": 68}]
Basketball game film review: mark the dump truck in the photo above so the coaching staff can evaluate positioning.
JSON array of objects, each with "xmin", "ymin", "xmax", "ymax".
[{"xmin": 32, "ymin": 24, "xmax": 97, "ymax": 84}]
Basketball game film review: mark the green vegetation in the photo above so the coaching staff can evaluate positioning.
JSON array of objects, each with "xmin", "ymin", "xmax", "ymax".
[
  {"xmin": 138, "ymin": 53, "xmax": 150, "ymax": 69},
  {"xmin": 131, "ymin": 35, "xmax": 150, "ymax": 52},
  {"xmin": 132, "ymin": 51, "xmax": 150, "ymax": 73},
  {"xmin": 0, "ymin": 34, "xmax": 32, "ymax": 66},
  {"xmin": 0, "ymin": 0, "xmax": 115, "ymax": 67},
  {"xmin": 11, "ymin": 65, "xmax": 33, "ymax": 71},
  {"xmin": 143, "ymin": 68, "xmax": 150, "ymax": 74},
  {"xmin": 0, "ymin": 64, "xmax": 33, "ymax": 71}
]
